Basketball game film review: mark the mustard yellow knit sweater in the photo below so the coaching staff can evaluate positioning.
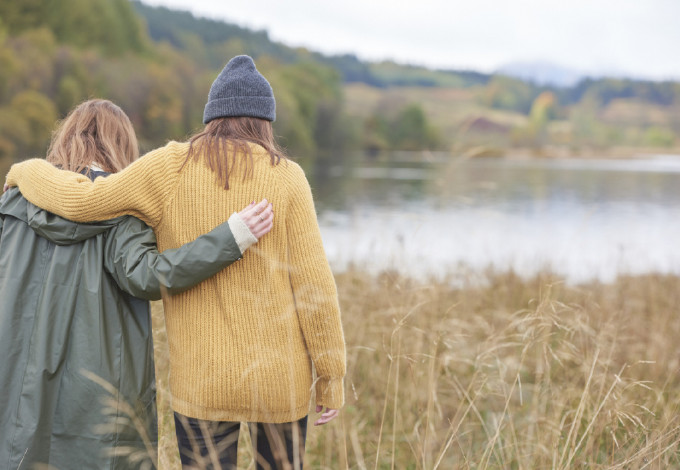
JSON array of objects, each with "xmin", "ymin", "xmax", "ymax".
[{"xmin": 6, "ymin": 141, "xmax": 346, "ymax": 423}]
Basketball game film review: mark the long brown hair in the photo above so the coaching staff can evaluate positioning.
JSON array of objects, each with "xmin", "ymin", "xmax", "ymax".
[
  {"xmin": 184, "ymin": 117, "xmax": 287, "ymax": 189},
  {"xmin": 47, "ymin": 99, "xmax": 138, "ymax": 174}
]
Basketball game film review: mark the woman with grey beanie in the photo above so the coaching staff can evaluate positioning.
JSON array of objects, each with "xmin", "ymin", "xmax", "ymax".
[{"xmin": 6, "ymin": 55, "xmax": 346, "ymax": 469}]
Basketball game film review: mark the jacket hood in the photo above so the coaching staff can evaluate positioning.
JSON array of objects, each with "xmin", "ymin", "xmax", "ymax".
[{"xmin": 0, "ymin": 188, "xmax": 118, "ymax": 245}]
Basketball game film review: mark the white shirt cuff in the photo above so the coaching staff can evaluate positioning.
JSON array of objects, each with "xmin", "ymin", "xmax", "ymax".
[{"xmin": 227, "ymin": 212, "xmax": 258, "ymax": 255}]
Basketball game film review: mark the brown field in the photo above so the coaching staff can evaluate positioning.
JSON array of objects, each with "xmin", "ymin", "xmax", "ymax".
[{"xmin": 150, "ymin": 270, "xmax": 680, "ymax": 469}]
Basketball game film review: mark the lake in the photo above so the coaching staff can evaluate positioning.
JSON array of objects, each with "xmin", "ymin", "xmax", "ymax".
[{"xmin": 310, "ymin": 153, "xmax": 680, "ymax": 283}]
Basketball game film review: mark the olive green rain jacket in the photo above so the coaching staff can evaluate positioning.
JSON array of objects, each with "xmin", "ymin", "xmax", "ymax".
[{"xmin": 0, "ymin": 187, "xmax": 243, "ymax": 470}]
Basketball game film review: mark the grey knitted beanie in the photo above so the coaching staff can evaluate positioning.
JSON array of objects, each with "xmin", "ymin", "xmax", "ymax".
[{"xmin": 203, "ymin": 55, "xmax": 276, "ymax": 124}]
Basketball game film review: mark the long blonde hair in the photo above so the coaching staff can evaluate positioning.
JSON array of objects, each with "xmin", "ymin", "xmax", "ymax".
[
  {"xmin": 47, "ymin": 99, "xmax": 138, "ymax": 175},
  {"xmin": 184, "ymin": 117, "xmax": 287, "ymax": 189}
]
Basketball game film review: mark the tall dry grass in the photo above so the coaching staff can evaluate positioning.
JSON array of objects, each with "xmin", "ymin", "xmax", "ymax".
[{"xmin": 151, "ymin": 270, "xmax": 680, "ymax": 469}]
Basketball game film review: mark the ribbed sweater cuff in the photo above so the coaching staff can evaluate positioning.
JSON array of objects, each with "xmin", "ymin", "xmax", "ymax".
[
  {"xmin": 227, "ymin": 212, "xmax": 258, "ymax": 254},
  {"xmin": 315, "ymin": 377, "xmax": 345, "ymax": 409}
]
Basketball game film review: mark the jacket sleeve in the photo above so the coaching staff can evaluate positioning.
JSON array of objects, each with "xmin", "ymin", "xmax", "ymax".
[
  {"xmin": 0, "ymin": 191, "xmax": 5, "ymax": 237},
  {"xmin": 285, "ymin": 164, "xmax": 346, "ymax": 409},
  {"xmin": 104, "ymin": 215, "xmax": 244, "ymax": 301},
  {"xmin": 4, "ymin": 142, "xmax": 186, "ymax": 228}
]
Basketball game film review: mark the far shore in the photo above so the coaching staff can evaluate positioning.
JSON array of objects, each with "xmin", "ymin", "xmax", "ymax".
[
  {"xmin": 355, "ymin": 146, "xmax": 680, "ymax": 163},
  {"xmin": 500, "ymin": 145, "xmax": 680, "ymax": 160}
]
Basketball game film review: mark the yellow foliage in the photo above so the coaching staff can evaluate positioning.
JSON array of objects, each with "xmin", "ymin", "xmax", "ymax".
[{"xmin": 529, "ymin": 91, "xmax": 558, "ymax": 126}]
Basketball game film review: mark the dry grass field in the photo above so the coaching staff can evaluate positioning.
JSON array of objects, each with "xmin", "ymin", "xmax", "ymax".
[{"xmin": 150, "ymin": 269, "xmax": 680, "ymax": 469}]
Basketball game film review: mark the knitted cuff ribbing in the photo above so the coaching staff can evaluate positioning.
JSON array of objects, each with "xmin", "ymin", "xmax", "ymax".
[
  {"xmin": 315, "ymin": 377, "xmax": 345, "ymax": 410},
  {"xmin": 228, "ymin": 212, "xmax": 258, "ymax": 255}
]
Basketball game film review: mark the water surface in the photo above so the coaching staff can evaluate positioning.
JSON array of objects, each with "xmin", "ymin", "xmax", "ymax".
[{"xmin": 311, "ymin": 154, "xmax": 680, "ymax": 282}]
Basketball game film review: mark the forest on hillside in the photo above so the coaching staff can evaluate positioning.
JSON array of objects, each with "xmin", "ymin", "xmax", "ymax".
[{"xmin": 0, "ymin": 0, "xmax": 678, "ymax": 179}]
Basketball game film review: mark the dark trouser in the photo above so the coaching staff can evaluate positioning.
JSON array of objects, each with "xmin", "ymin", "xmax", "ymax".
[{"xmin": 174, "ymin": 412, "xmax": 308, "ymax": 470}]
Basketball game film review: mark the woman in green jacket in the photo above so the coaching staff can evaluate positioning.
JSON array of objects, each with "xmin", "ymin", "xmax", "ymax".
[{"xmin": 0, "ymin": 99, "xmax": 273, "ymax": 469}]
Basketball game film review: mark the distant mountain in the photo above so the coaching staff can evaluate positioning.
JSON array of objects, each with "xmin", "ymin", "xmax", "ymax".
[
  {"xmin": 498, "ymin": 61, "xmax": 586, "ymax": 87},
  {"xmin": 498, "ymin": 60, "xmax": 645, "ymax": 88}
]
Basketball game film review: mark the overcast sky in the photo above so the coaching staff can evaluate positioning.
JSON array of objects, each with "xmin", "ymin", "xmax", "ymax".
[{"xmin": 141, "ymin": 0, "xmax": 680, "ymax": 80}]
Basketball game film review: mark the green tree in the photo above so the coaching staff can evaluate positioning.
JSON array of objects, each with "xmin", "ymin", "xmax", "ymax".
[
  {"xmin": 362, "ymin": 114, "xmax": 390, "ymax": 153},
  {"xmin": 643, "ymin": 127, "xmax": 675, "ymax": 147},
  {"xmin": 11, "ymin": 90, "xmax": 57, "ymax": 151},
  {"xmin": 0, "ymin": 31, "xmax": 19, "ymax": 103},
  {"xmin": 0, "ymin": 0, "xmax": 49, "ymax": 34},
  {"xmin": 0, "ymin": 108, "xmax": 30, "ymax": 159},
  {"xmin": 389, "ymin": 104, "xmax": 440, "ymax": 150},
  {"xmin": 140, "ymin": 63, "xmax": 184, "ymax": 141},
  {"xmin": 264, "ymin": 60, "xmax": 351, "ymax": 160},
  {"xmin": 0, "ymin": 0, "xmax": 147, "ymax": 55},
  {"xmin": 483, "ymin": 75, "xmax": 535, "ymax": 113},
  {"xmin": 0, "ymin": 90, "xmax": 57, "ymax": 160}
]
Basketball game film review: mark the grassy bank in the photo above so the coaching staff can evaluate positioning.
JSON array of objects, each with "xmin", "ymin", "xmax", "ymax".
[{"xmin": 151, "ymin": 271, "xmax": 680, "ymax": 469}]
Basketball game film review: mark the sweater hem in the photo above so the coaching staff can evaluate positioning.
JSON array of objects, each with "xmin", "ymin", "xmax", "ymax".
[{"xmin": 171, "ymin": 395, "xmax": 310, "ymax": 424}]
